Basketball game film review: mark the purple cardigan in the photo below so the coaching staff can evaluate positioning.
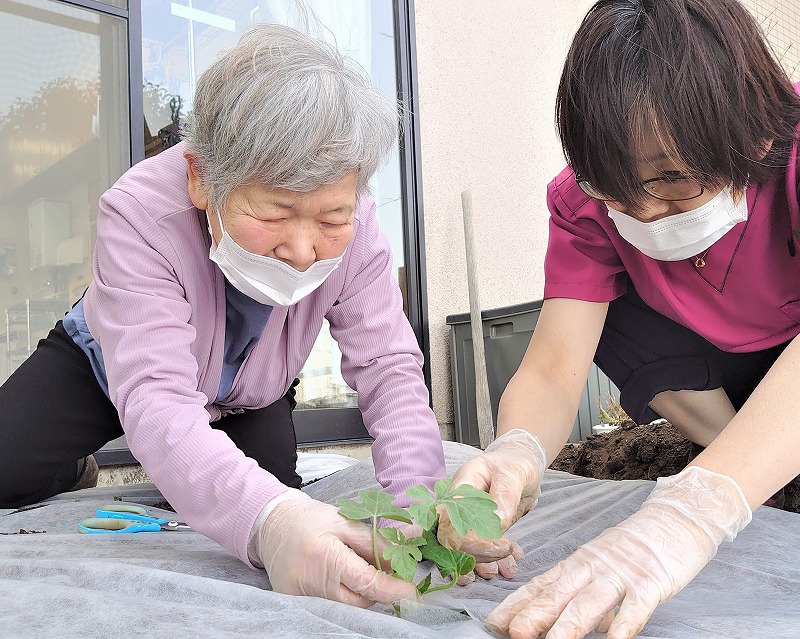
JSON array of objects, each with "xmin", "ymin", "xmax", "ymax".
[{"xmin": 84, "ymin": 143, "xmax": 446, "ymax": 565}]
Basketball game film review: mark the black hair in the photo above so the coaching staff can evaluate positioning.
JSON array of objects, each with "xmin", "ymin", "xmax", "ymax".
[{"xmin": 556, "ymin": 0, "xmax": 800, "ymax": 209}]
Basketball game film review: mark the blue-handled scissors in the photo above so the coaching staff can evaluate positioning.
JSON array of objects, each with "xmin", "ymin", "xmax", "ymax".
[{"xmin": 78, "ymin": 502, "xmax": 192, "ymax": 534}]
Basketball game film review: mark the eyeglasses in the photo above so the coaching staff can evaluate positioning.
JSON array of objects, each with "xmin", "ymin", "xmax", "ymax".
[{"xmin": 576, "ymin": 173, "xmax": 705, "ymax": 202}]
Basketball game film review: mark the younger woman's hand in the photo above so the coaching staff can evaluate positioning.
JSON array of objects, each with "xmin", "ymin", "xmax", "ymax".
[
  {"xmin": 438, "ymin": 429, "xmax": 547, "ymax": 580},
  {"xmin": 485, "ymin": 466, "xmax": 752, "ymax": 639}
]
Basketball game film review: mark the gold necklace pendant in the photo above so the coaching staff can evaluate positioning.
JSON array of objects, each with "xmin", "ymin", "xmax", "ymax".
[{"xmin": 693, "ymin": 248, "xmax": 710, "ymax": 268}]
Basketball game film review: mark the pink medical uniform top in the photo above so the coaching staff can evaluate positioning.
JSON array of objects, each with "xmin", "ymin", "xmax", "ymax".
[{"xmin": 543, "ymin": 144, "xmax": 800, "ymax": 353}]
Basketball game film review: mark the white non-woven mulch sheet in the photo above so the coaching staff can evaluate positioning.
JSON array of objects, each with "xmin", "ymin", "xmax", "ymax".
[
  {"xmin": 1, "ymin": 440, "xmax": 799, "ymax": 638},
  {"xmin": 296, "ymin": 451, "xmax": 358, "ymax": 485}
]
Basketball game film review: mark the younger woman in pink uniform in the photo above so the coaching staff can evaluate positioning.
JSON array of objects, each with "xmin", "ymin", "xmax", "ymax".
[{"xmin": 443, "ymin": 1, "xmax": 800, "ymax": 637}]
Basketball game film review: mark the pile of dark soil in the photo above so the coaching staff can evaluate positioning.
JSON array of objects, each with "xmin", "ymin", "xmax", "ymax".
[{"xmin": 549, "ymin": 420, "xmax": 800, "ymax": 513}]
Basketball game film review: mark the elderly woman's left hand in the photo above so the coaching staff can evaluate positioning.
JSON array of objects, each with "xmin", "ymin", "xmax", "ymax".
[{"xmin": 485, "ymin": 466, "xmax": 751, "ymax": 639}]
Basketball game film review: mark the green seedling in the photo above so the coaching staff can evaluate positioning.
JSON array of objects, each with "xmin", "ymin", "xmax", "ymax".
[{"xmin": 336, "ymin": 478, "xmax": 502, "ymax": 597}]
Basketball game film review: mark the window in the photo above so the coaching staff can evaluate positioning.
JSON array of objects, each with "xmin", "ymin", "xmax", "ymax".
[{"xmin": 0, "ymin": 0, "xmax": 129, "ymax": 381}]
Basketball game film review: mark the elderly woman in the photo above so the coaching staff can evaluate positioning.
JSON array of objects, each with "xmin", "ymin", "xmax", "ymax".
[{"xmin": 0, "ymin": 24, "xmax": 445, "ymax": 607}]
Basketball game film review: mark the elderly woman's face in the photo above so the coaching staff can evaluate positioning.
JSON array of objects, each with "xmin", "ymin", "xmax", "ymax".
[{"xmin": 201, "ymin": 170, "xmax": 358, "ymax": 273}]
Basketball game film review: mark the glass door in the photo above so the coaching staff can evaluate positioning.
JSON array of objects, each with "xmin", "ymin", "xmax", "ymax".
[{"xmin": 0, "ymin": 0, "xmax": 130, "ymax": 381}]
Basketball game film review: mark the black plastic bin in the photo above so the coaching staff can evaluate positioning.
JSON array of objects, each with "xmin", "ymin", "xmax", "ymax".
[{"xmin": 446, "ymin": 300, "xmax": 617, "ymax": 446}]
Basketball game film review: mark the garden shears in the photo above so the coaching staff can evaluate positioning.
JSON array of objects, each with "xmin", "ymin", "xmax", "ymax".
[{"xmin": 78, "ymin": 502, "xmax": 192, "ymax": 534}]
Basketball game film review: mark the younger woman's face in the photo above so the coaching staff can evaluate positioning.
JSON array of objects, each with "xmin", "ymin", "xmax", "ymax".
[{"xmin": 606, "ymin": 133, "xmax": 725, "ymax": 222}]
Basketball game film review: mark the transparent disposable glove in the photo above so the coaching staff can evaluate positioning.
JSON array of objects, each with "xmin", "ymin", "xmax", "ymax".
[
  {"xmin": 256, "ymin": 491, "xmax": 418, "ymax": 607},
  {"xmin": 485, "ymin": 465, "xmax": 752, "ymax": 639},
  {"xmin": 438, "ymin": 429, "xmax": 547, "ymax": 580}
]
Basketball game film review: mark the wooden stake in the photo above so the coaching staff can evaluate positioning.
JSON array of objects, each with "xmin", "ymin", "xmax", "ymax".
[{"xmin": 461, "ymin": 190, "xmax": 495, "ymax": 449}]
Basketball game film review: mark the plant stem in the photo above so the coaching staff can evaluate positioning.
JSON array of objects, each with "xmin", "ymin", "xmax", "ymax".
[
  {"xmin": 424, "ymin": 578, "xmax": 457, "ymax": 593},
  {"xmin": 371, "ymin": 518, "xmax": 381, "ymax": 571}
]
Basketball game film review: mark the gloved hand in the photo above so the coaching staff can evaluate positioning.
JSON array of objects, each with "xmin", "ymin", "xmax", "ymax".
[
  {"xmin": 485, "ymin": 465, "xmax": 752, "ymax": 639},
  {"xmin": 256, "ymin": 491, "xmax": 419, "ymax": 607},
  {"xmin": 438, "ymin": 429, "xmax": 547, "ymax": 580}
]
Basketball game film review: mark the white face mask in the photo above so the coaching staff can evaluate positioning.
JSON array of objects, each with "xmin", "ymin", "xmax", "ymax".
[
  {"xmin": 606, "ymin": 186, "xmax": 748, "ymax": 261},
  {"xmin": 207, "ymin": 210, "xmax": 344, "ymax": 307}
]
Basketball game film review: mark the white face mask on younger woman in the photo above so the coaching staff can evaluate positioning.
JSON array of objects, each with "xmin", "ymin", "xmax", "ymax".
[
  {"xmin": 207, "ymin": 209, "xmax": 344, "ymax": 307},
  {"xmin": 606, "ymin": 186, "xmax": 748, "ymax": 261}
]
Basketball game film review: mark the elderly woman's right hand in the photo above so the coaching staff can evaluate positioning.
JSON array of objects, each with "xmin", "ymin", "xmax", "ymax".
[{"xmin": 256, "ymin": 492, "xmax": 418, "ymax": 607}]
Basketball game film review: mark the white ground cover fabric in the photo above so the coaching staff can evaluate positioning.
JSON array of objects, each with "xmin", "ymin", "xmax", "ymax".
[
  {"xmin": 296, "ymin": 451, "xmax": 359, "ymax": 485},
  {"xmin": 1, "ymin": 440, "xmax": 798, "ymax": 638}
]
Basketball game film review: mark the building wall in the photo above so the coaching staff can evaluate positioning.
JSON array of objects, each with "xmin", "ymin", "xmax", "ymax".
[
  {"xmin": 744, "ymin": 0, "xmax": 800, "ymax": 80},
  {"xmin": 414, "ymin": 0, "xmax": 800, "ymax": 438},
  {"xmin": 413, "ymin": 1, "xmax": 596, "ymax": 436}
]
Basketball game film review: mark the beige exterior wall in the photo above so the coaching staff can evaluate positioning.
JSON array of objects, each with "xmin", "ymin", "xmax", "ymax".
[
  {"xmin": 743, "ymin": 1, "xmax": 800, "ymax": 81},
  {"xmin": 414, "ymin": 0, "xmax": 800, "ymax": 439},
  {"xmin": 413, "ymin": 1, "xmax": 596, "ymax": 437}
]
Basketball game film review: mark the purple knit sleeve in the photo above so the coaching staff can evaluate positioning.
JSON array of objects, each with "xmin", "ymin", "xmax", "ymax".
[
  {"xmin": 326, "ymin": 197, "xmax": 446, "ymax": 504},
  {"xmin": 85, "ymin": 185, "xmax": 285, "ymax": 567}
]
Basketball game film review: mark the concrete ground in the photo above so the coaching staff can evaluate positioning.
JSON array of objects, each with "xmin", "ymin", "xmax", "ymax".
[{"xmin": 97, "ymin": 442, "xmax": 373, "ymax": 487}]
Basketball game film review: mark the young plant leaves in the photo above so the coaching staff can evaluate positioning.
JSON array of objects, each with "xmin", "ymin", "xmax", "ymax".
[
  {"xmin": 420, "ymin": 530, "xmax": 476, "ymax": 580},
  {"xmin": 336, "ymin": 481, "xmax": 501, "ymax": 605},
  {"xmin": 336, "ymin": 489, "xmax": 413, "ymax": 524},
  {"xmin": 415, "ymin": 572, "xmax": 432, "ymax": 595},
  {"xmin": 406, "ymin": 485, "xmax": 437, "ymax": 531},
  {"xmin": 379, "ymin": 528, "xmax": 426, "ymax": 582},
  {"xmin": 434, "ymin": 478, "xmax": 502, "ymax": 540}
]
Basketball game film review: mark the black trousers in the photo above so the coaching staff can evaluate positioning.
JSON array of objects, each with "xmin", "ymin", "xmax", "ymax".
[
  {"xmin": 0, "ymin": 321, "xmax": 302, "ymax": 509},
  {"xmin": 595, "ymin": 285, "xmax": 790, "ymax": 425}
]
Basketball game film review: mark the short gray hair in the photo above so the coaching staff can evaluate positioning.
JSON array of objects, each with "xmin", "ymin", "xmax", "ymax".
[{"xmin": 183, "ymin": 23, "xmax": 399, "ymax": 211}]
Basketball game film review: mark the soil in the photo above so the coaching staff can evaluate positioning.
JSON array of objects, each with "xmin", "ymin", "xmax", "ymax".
[
  {"xmin": 549, "ymin": 419, "xmax": 800, "ymax": 513},
  {"xmin": 0, "ymin": 529, "xmax": 45, "ymax": 535},
  {"xmin": 148, "ymin": 421, "xmax": 800, "ymax": 514}
]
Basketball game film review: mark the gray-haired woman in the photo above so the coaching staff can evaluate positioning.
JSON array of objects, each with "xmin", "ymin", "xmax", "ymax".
[{"xmin": 0, "ymin": 24, "xmax": 445, "ymax": 607}]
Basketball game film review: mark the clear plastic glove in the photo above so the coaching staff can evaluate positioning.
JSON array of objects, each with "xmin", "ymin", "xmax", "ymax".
[
  {"xmin": 485, "ymin": 466, "xmax": 752, "ymax": 639},
  {"xmin": 256, "ymin": 491, "xmax": 419, "ymax": 607},
  {"xmin": 438, "ymin": 429, "xmax": 547, "ymax": 580}
]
